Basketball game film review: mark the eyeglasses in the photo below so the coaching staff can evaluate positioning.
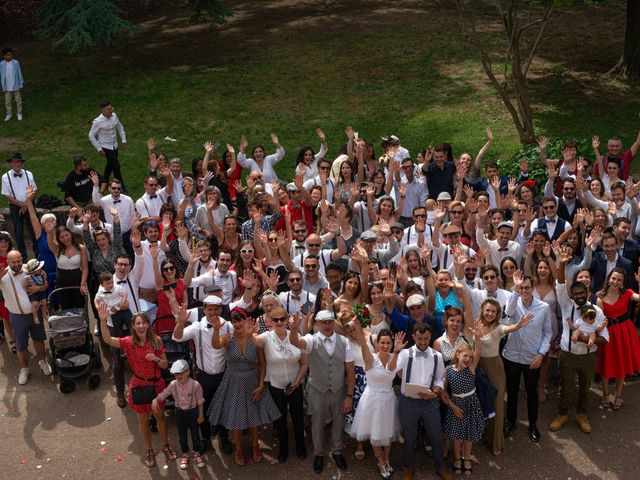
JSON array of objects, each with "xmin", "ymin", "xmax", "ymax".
[
  {"xmin": 464, "ymin": 268, "xmax": 477, "ymax": 272},
  {"xmin": 563, "ymin": 187, "xmax": 575, "ymax": 191},
  {"xmin": 319, "ymin": 166, "xmax": 331, "ymax": 171},
  {"xmin": 482, "ymin": 275, "xmax": 496, "ymax": 280},
  {"xmin": 414, "ymin": 214, "xmax": 426, "ymax": 219},
  {"xmin": 451, "ymin": 210, "xmax": 464, "ymax": 215},
  {"xmin": 307, "ymin": 243, "xmax": 321, "ymax": 247},
  {"xmin": 271, "ymin": 316, "xmax": 287, "ymax": 323},
  {"xmin": 402, "ymin": 165, "xmax": 414, "ymax": 169},
  {"xmin": 110, "ymin": 186, "xmax": 121, "ymax": 191},
  {"xmin": 304, "ymin": 264, "xmax": 318, "ymax": 269},
  {"xmin": 542, "ymin": 205, "xmax": 556, "ymax": 210},
  {"xmin": 163, "ymin": 266, "xmax": 176, "ymax": 272},
  {"xmin": 116, "ymin": 262, "xmax": 130, "ymax": 267},
  {"xmin": 147, "ymin": 183, "xmax": 158, "ymax": 187},
  {"xmin": 268, "ymin": 237, "xmax": 278, "ymax": 243},
  {"xmin": 294, "ymin": 229, "xmax": 306, "ymax": 234},
  {"xmin": 240, "ymin": 249, "xmax": 254, "ymax": 254},
  {"xmin": 288, "ymin": 277, "xmax": 302, "ymax": 283}
]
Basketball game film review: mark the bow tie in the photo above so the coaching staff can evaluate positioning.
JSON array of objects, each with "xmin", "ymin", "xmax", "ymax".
[
  {"xmin": 218, "ymin": 273, "xmax": 229, "ymax": 279},
  {"xmin": 323, "ymin": 337, "xmax": 332, "ymax": 343},
  {"xmin": 498, "ymin": 247, "xmax": 509, "ymax": 252},
  {"xmin": 13, "ymin": 173, "xmax": 22, "ymax": 178},
  {"xmin": 545, "ymin": 217, "xmax": 556, "ymax": 224},
  {"xmin": 415, "ymin": 349, "xmax": 429, "ymax": 358},
  {"xmin": 291, "ymin": 294, "xmax": 301, "ymax": 300},
  {"xmin": 112, "ymin": 199, "xmax": 121, "ymax": 204},
  {"xmin": 117, "ymin": 280, "xmax": 127, "ymax": 284},
  {"xmin": 206, "ymin": 323, "xmax": 213, "ymax": 329},
  {"xmin": 487, "ymin": 292, "xmax": 498, "ymax": 299},
  {"xmin": 149, "ymin": 194, "xmax": 157, "ymax": 199},
  {"xmin": 12, "ymin": 270, "xmax": 22, "ymax": 276},
  {"xmin": 103, "ymin": 290, "xmax": 112, "ymax": 294}
]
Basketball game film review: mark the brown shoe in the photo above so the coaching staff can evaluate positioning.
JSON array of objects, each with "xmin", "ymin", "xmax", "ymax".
[
  {"xmin": 402, "ymin": 468, "xmax": 415, "ymax": 480},
  {"xmin": 116, "ymin": 391, "xmax": 127, "ymax": 408},
  {"xmin": 438, "ymin": 468, "xmax": 454, "ymax": 480},
  {"xmin": 575, "ymin": 413, "xmax": 592, "ymax": 434},
  {"xmin": 548, "ymin": 414, "xmax": 568, "ymax": 432}
]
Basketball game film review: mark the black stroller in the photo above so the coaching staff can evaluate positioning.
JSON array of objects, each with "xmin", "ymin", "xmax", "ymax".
[{"xmin": 47, "ymin": 287, "xmax": 102, "ymax": 394}]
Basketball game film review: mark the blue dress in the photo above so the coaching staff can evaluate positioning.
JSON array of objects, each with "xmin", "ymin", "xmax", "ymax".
[
  {"xmin": 433, "ymin": 290, "xmax": 462, "ymax": 337},
  {"xmin": 37, "ymin": 232, "xmax": 56, "ymax": 297}
]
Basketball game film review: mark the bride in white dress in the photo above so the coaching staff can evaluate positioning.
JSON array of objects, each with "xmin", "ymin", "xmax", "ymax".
[{"xmin": 349, "ymin": 322, "xmax": 401, "ymax": 480}]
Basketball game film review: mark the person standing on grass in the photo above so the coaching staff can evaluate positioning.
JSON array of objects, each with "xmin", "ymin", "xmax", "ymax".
[
  {"xmin": 88, "ymin": 100, "xmax": 127, "ymax": 191},
  {"xmin": 0, "ymin": 250, "xmax": 52, "ymax": 385},
  {"xmin": 1, "ymin": 47, "xmax": 23, "ymax": 122}
]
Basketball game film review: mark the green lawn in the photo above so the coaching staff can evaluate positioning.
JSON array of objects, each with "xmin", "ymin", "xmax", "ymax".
[{"xmin": 1, "ymin": 0, "xmax": 639, "ymax": 201}]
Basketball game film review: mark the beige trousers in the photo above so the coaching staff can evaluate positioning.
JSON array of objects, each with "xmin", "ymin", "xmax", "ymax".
[{"xmin": 4, "ymin": 90, "xmax": 22, "ymax": 115}]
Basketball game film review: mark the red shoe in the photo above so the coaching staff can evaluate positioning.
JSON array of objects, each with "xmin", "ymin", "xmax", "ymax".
[
  {"xmin": 235, "ymin": 449, "xmax": 245, "ymax": 466},
  {"xmin": 252, "ymin": 443, "xmax": 263, "ymax": 463}
]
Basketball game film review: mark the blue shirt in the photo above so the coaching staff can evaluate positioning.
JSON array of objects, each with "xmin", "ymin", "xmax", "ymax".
[{"xmin": 503, "ymin": 295, "xmax": 553, "ymax": 364}]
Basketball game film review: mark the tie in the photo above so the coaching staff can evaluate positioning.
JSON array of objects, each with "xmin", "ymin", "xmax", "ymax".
[
  {"xmin": 117, "ymin": 280, "xmax": 126, "ymax": 284},
  {"xmin": 487, "ymin": 292, "xmax": 498, "ymax": 299},
  {"xmin": 415, "ymin": 349, "xmax": 428, "ymax": 358},
  {"xmin": 13, "ymin": 173, "xmax": 22, "ymax": 178},
  {"xmin": 546, "ymin": 217, "xmax": 556, "ymax": 224},
  {"xmin": 149, "ymin": 194, "xmax": 157, "ymax": 199},
  {"xmin": 324, "ymin": 337, "xmax": 332, "ymax": 343},
  {"xmin": 113, "ymin": 199, "xmax": 121, "ymax": 204}
]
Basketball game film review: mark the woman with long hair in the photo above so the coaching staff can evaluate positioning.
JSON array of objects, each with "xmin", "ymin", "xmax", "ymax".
[
  {"xmin": 295, "ymin": 128, "xmax": 328, "ymax": 182},
  {"xmin": 237, "ymin": 133, "xmax": 285, "ymax": 183},
  {"xmin": 210, "ymin": 215, "xmax": 242, "ymax": 259},
  {"xmin": 366, "ymin": 281, "xmax": 392, "ymax": 335},
  {"xmin": 368, "ymin": 170, "xmax": 389, "ymax": 199},
  {"xmin": 427, "ymin": 270, "xmax": 469, "ymax": 338},
  {"xmin": 48, "ymin": 226, "xmax": 89, "ymax": 309},
  {"xmin": 151, "ymin": 246, "xmax": 185, "ymax": 333},
  {"xmin": 197, "ymin": 186, "xmax": 229, "ymax": 233},
  {"xmin": 522, "ymin": 230, "xmax": 557, "ymax": 277},
  {"xmin": 499, "ymin": 257, "xmax": 518, "ymax": 292},
  {"xmin": 209, "ymin": 307, "xmax": 282, "ymax": 466},
  {"xmin": 367, "ymin": 190, "xmax": 405, "ymax": 227},
  {"xmin": 595, "ymin": 267, "xmax": 640, "ymax": 411},
  {"xmin": 176, "ymin": 176, "xmax": 201, "ymax": 239},
  {"xmin": 99, "ymin": 307, "xmax": 176, "ymax": 467},
  {"xmin": 159, "ymin": 205, "xmax": 187, "ymax": 275},
  {"xmin": 475, "ymin": 299, "xmax": 531, "ymax": 456}
]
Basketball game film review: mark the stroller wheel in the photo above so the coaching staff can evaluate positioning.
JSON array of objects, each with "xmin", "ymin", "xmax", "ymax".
[
  {"xmin": 87, "ymin": 373, "xmax": 101, "ymax": 390},
  {"xmin": 58, "ymin": 378, "xmax": 76, "ymax": 394},
  {"xmin": 93, "ymin": 344, "xmax": 103, "ymax": 369}
]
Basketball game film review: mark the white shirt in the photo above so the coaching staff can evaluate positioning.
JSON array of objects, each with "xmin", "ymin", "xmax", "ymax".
[
  {"xmin": 433, "ymin": 243, "xmax": 476, "ymax": 274},
  {"xmin": 135, "ymin": 189, "xmax": 170, "ymax": 219},
  {"xmin": 301, "ymin": 332, "xmax": 353, "ymax": 361},
  {"xmin": 261, "ymin": 330, "xmax": 302, "ymax": 389},
  {"xmin": 92, "ymin": 187, "xmax": 135, "ymax": 232},
  {"xmin": 66, "ymin": 217, "xmax": 113, "ymax": 237},
  {"xmin": 1, "ymin": 169, "xmax": 36, "ymax": 202},
  {"xmin": 88, "ymin": 112, "xmax": 126, "ymax": 151},
  {"xmin": 303, "ymin": 176, "xmax": 337, "ymax": 205},
  {"xmin": 555, "ymin": 281, "xmax": 608, "ymax": 354},
  {"xmin": 400, "ymin": 224, "xmax": 433, "ymax": 250},
  {"xmin": 237, "ymin": 146, "xmax": 285, "ymax": 183},
  {"xmin": 174, "ymin": 315, "xmax": 233, "ymax": 375},
  {"xmin": 187, "ymin": 258, "xmax": 215, "ymax": 302},
  {"xmin": 606, "ymin": 253, "xmax": 618, "ymax": 278},
  {"xmin": 293, "ymin": 249, "xmax": 335, "ymax": 277},
  {"xmin": 278, "ymin": 290, "xmax": 316, "ymax": 316},
  {"xmin": 114, "ymin": 254, "xmax": 144, "ymax": 316},
  {"xmin": 139, "ymin": 240, "xmax": 166, "ymax": 290},
  {"xmin": 388, "ymin": 346, "xmax": 445, "ymax": 397},
  {"xmin": 0, "ymin": 268, "xmax": 32, "ymax": 314},
  {"xmin": 476, "ymin": 228, "xmax": 521, "ymax": 266},
  {"xmin": 464, "ymin": 283, "xmax": 513, "ymax": 320},
  {"xmin": 170, "ymin": 173, "xmax": 185, "ymax": 205},
  {"xmin": 190, "ymin": 269, "xmax": 237, "ymax": 304},
  {"xmin": 4, "ymin": 61, "xmax": 14, "ymax": 91}
]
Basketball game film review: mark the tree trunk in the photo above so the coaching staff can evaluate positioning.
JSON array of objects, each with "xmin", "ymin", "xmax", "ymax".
[{"xmin": 608, "ymin": 0, "xmax": 640, "ymax": 79}]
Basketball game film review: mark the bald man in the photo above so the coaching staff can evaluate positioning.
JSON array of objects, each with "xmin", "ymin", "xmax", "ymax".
[{"xmin": 0, "ymin": 250, "xmax": 51, "ymax": 384}]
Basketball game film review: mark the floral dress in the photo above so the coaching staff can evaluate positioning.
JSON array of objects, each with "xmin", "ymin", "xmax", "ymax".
[{"xmin": 119, "ymin": 336, "xmax": 166, "ymax": 414}]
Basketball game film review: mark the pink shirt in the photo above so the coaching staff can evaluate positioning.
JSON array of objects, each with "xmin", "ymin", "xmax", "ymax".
[{"xmin": 157, "ymin": 377, "xmax": 204, "ymax": 410}]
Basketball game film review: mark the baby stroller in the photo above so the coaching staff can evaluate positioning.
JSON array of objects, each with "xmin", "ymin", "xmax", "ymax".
[
  {"xmin": 47, "ymin": 287, "xmax": 102, "ymax": 394},
  {"xmin": 157, "ymin": 328, "xmax": 193, "ymax": 410}
]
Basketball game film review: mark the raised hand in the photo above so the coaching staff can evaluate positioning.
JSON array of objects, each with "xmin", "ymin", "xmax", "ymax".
[
  {"xmin": 89, "ymin": 170, "xmax": 100, "ymax": 186},
  {"xmin": 486, "ymin": 128, "xmax": 494, "ymax": 142},
  {"xmin": 517, "ymin": 312, "xmax": 534, "ymax": 328},
  {"xmin": 239, "ymin": 135, "xmax": 248, "ymax": 152},
  {"xmin": 317, "ymin": 127, "xmax": 326, "ymax": 143},
  {"xmin": 69, "ymin": 207, "xmax": 79, "ymax": 219},
  {"xmin": 394, "ymin": 331, "xmax": 408, "ymax": 351},
  {"xmin": 149, "ymin": 243, "xmax": 159, "ymax": 259},
  {"xmin": 345, "ymin": 125, "xmax": 354, "ymax": 140},
  {"xmin": 592, "ymin": 135, "xmax": 600, "ymax": 150},
  {"xmin": 204, "ymin": 141, "xmax": 214, "ymax": 154},
  {"xmin": 109, "ymin": 206, "xmax": 119, "ymax": 218},
  {"xmin": 226, "ymin": 143, "xmax": 235, "ymax": 154},
  {"xmin": 512, "ymin": 269, "xmax": 524, "ymax": 289},
  {"xmin": 147, "ymin": 138, "xmax": 156, "ymax": 150},
  {"xmin": 537, "ymin": 136, "xmax": 548, "ymax": 151},
  {"xmin": 557, "ymin": 245, "xmax": 573, "ymax": 264},
  {"xmin": 130, "ymin": 228, "xmax": 141, "ymax": 247},
  {"xmin": 233, "ymin": 179, "xmax": 245, "ymax": 193},
  {"xmin": 271, "ymin": 133, "xmax": 280, "ymax": 146},
  {"xmin": 546, "ymin": 164, "xmax": 558, "ymax": 180},
  {"xmin": 542, "ymin": 241, "xmax": 552, "ymax": 258}
]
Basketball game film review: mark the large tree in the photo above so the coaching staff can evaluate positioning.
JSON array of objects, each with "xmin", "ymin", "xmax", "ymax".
[
  {"xmin": 608, "ymin": 0, "xmax": 640, "ymax": 79},
  {"xmin": 455, "ymin": 0, "xmax": 554, "ymax": 146}
]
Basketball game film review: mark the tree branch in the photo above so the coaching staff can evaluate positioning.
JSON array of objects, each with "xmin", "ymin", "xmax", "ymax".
[{"xmin": 522, "ymin": 2, "xmax": 554, "ymax": 78}]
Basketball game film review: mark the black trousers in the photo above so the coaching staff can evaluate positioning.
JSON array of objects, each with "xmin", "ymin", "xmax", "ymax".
[
  {"xmin": 504, "ymin": 356, "xmax": 540, "ymax": 426},
  {"xmin": 269, "ymin": 383, "xmax": 306, "ymax": 458},
  {"xmin": 103, "ymin": 147, "xmax": 125, "ymax": 191},
  {"xmin": 9, "ymin": 204, "xmax": 38, "ymax": 260},
  {"xmin": 196, "ymin": 370, "xmax": 228, "ymax": 441}
]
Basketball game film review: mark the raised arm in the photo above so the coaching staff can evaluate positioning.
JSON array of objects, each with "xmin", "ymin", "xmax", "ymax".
[
  {"xmin": 98, "ymin": 303, "xmax": 122, "ymax": 349},
  {"xmin": 288, "ymin": 312, "xmax": 309, "ymax": 350},
  {"xmin": 149, "ymin": 244, "xmax": 164, "ymax": 289},
  {"xmin": 474, "ymin": 128, "xmax": 493, "ymax": 172},
  {"xmin": 25, "ymin": 188, "xmax": 43, "ymax": 237}
]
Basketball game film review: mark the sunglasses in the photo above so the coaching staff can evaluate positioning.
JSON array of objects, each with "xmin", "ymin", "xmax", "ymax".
[
  {"xmin": 147, "ymin": 183, "xmax": 158, "ymax": 187},
  {"xmin": 414, "ymin": 214, "xmax": 426, "ymax": 219},
  {"xmin": 483, "ymin": 275, "xmax": 496, "ymax": 280},
  {"xmin": 402, "ymin": 165, "xmax": 414, "ymax": 169},
  {"xmin": 110, "ymin": 186, "xmax": 121, "ymax": 191},
  {"xmin": 268, "ymin": 238, "xmax": 278, "ymax": 243},
  {"xmin": 163, "ymin": 266, "xmax": 176, "ymax": 272},
  {"xmin": 451, "ymin": 210, "xmax": 464, "ymax": 215},
  {"xmin": 145, "ymin": 220, "xmax": 159, "ymax": 226},
  {"xmin": 288, "ymin": 277, "xmax": 302, "ymax": 283},
  {"xmin": 305, "ymin": 264, "xmax": 318, "ymax": 269},
  {"xmin": 563, "ymin": 187, "xmax": 575, "ymax": 191},
  {"xmin": 542, "ymin": 205, "xmax": 556, "ymax": 210},
  {"xmin": 307, "ymin": 243, "xmax": 321, "ymax": 247},
  {"xmin": 294, "ymin": 229, "xmax": 306, "ymax": 234},
  {"xmin": 271, "ymin": 316, "xmax": 287, "ymax": 323},
  {"xmin": 240, "ymin": 249, "xmax": 254, "ymax": 254}
]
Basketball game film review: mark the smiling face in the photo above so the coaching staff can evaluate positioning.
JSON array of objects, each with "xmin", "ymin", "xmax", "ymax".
[
  {"xmin": 377, "ymin": 334, "xmax": 393, "ymax": 354},
  {"xmin": 252, "ymin": 146, "xmax": 265, "ymax": 161},
  {"xmin": 217, "ymin": 252, "xmax": 232, "ymax": 273},
  {"xmin": 608, "ymin": 139, "xmax": 622, "ymax": 156},
  {"xmin": 589, "ymin": 179, "xmax": 602, "ymax": 196},
  {"xmin": 379, "ymin": 199, "xmax": 394, "ymax": 216},
  {"xmin": 315, "ymin": 319, "xmax": 335, "ymax": 337},
  {"xmin": 457, "ymin": 349, "xmax": 474, "ymax": 368},
  {"xmin": 519, "ymin": 185, "xmax": 532, "ymax": 201},
  {"xmin": 436, "ymin": 272, "xmax": 451, "ymax": 290},
  {"xmin": 576, "ymin": 270, "xmax": 591, "ymax": 289},
  {"xmin": 94, "ymin": 232, "xmax": 110, "ymax": 249},
  {"xmin": 413, "ymin": 330, "xmax": 431, "ymax": 350},
  {"xmin": 370, "ymin": 284, "xmax": 383, "ymax": 305},
  {"xmin": 445, "ymin": 314, "xmax": 462, "ymax": 335},
  {"xmin": 481, "ymin": 302, "xmax": 498, "ymax": 325},
  {"xmin": 344, "ymin": 277, "xmax": 359, "ymax": 296},
  {"xmin": 608, "ymin": 271, "xmax": 624, "ymax": 291},
  {"xmin": 132, "ymin": 315, "xmax": 149, "ymax": 343},
  {"xmin": 537, "ymin": 260, "xmax": 550, "ymax": 281},
  {"xmin": 262, "ymin": 295, "xmax": 279, "ymax": 313}
]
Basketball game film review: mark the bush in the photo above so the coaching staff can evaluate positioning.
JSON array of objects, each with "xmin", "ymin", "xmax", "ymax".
[{"xmin": 497, "ymin": 138, "xmax": 595, "ymax": 191}]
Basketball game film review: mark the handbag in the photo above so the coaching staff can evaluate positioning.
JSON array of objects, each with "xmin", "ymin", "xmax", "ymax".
[{"xmin": 131, "ymin": 364, "xmax": 159, "ymax": 405}]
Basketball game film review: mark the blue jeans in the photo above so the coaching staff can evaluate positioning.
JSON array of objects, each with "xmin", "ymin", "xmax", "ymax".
[
  {"xmin": 398, "ymin": 394, "xmax": 446, "ymax": 471},
  {"xmin": 176, "ymin": 407, "xmax": 202, "ymax": 453}
]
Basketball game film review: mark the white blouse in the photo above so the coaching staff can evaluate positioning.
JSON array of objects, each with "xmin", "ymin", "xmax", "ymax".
[
  {"xmin": 237, "ymin": 146, "xmax": 285, "ymax": 183},
  {"xmin": 262, "ymin": 330, "xmax": 302, "ymax": 389}
]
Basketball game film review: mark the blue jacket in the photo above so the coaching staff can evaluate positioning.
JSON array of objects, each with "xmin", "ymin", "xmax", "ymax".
[
  {"xmin": 0, "ymin": 59, "xmax": 23, "ymax": 92},
  {"xmin": 590, "ymin": 252, "xmax": 634, "ymax": 294}
]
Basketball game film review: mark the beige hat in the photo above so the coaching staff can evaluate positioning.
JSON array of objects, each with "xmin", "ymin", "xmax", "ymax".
[
  {"xmin": 442, "ymin": 223, "xmax": 462, "ymax": 235},
  {"xmin": 406, "ymin": 294, "xmax": 426, "ymax": 308}
]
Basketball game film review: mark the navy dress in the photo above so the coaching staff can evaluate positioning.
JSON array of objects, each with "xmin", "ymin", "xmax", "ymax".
[{"xmin": 444, "ymin": 365, "xmax": 485, "ymax": 441}]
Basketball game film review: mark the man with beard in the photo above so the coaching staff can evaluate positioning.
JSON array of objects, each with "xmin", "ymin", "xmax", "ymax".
[{"xmin": 62, "ymin": 155, "xmax": 105, "ymax": 208}]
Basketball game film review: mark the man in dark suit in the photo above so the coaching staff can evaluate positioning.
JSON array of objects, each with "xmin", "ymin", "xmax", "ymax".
[
  {"xmin": 613, "ymin": 217, "xmax": 640, "ymax": 272},
  {"xmin": 544, "ymin": 169, "xmax": 582, "ymax": 224},
  {"xmin": 590, "ymin": 231, "xmax": 635, "ymax": 294}
]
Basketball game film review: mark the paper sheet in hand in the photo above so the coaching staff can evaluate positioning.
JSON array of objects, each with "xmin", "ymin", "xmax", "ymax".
[{"xmin": 404, "ymin": 383, "xmax": 431, "ymax": 397}]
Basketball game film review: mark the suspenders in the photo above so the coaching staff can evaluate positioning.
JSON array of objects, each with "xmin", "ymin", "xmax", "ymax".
[{"xmin": 405, "ymin": 349, "xmax": 438, "ymax": 389}]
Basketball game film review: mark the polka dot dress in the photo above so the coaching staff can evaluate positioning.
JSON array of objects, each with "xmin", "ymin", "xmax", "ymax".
[{"xmin": 444, "ymin": 365, "xmax": 485, "ymax": 442}]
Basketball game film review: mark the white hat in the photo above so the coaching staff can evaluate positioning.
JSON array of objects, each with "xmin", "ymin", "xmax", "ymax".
[
  {"xmin": 406, "ymin": 294, "xmax": 426, "ymax": 308},
  {"xmin": 203, "ymin": 295, "xmax": 223, "ymax": 305},
  {"xmin": 23, "ymin": 259, "xmax": 45, "ymax": 274},
  {"xmin": 315, "ymin": 310, "xmax": 335, "ymax": 322},
  {"xmin": 170, "ymin": 359, "xmax": 190, "ymax": 374}
]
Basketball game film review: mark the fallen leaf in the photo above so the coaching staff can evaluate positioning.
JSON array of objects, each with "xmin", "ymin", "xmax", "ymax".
[
  {"xmin": 20, "ymin": 459, "xmax": 27, "ymax": 465},
  {"xmin": 115, "ymin": 455, "xmax": 123, "ymax": 462},
  {"xmin": 99, "ymin": 448, "xmax": 106, "ymax": 453}
]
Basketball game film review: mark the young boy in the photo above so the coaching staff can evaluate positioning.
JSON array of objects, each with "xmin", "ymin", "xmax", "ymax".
[
  {"xmin": 22, "ymin": 259, "xmax": 47, "ymax": 324},
  {"xmin": 94, "ymin": 272, "xmax": 128, "ymax": 332},
  {"xmin": 152, "ymin": 359, "xmax": 205, "ymax": 470},
  {"xmin": 569, "ymin": 305, "xmax": 606, "ymax": 348},
  {"xmin": 0, "ymin": 47, "xmax": 24, "ymax": 121}
]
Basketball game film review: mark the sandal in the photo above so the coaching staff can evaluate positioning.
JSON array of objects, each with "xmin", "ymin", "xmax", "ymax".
[
  {"xmin": 463, "ymin": 458, "xmax": 473, "ymax": 477},
  {"xmin": 612, "ymin": 396, "xmax": 623, "ymax": 411},
  {"xmin": 235, "ymin": 449, "xmax": 245, "ymax": 466},
  {"xmin": 144, "ymin": 449, "xmax": 156, "ymax": 468},
  {"xmin": 599, "ymin": 395, "xmax": 611, "ymax": 410},
  {"xmin": 163, "ymin": 443, "xmax": 177, "ymax": 461},
  {"xmin": 9, "ymin": 340, "xmax": 16, "ymax": 354},
  {"xmin": 453, "ymin": 458, "xmax": 463, "ymax": 475},
  {"xmin": 355, "ymin": 448, "xmax": 365, "ymax": 460},
  {"xmin": 252, "ymin": 443, "xmax": 262, "ymax": 463},
  {"xmin": 179, "ymin": 454, "xmax": 189, "ymax": 470}
]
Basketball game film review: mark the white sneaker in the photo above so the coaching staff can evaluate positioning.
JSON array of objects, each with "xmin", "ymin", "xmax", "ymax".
[
  {"xmin": 17, "ymin": 113, "xmax": 22, "ymax": 121},
  {"xmin": 4, "ymin": 114, "xmax": 11, "ymax": 122},
  {"xmin": 18, "ymin": 367, "xmax": 30, "ymax": 385},
  {"xmin": 39, "ymin": 359, "xmax": 52, "ymax": 376}
]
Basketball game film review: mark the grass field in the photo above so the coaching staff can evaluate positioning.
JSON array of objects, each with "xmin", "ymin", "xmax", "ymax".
[{"xmin": 1, "ymin": 0, "xmax": 639, "ymax": 200}]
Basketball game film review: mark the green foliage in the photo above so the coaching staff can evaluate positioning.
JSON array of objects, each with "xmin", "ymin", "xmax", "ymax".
[
  {"xmin": 188, "ymin": 0, "xmax": 232, "ymax": 25},
  {"xmin": 36, "ymin": 0, "xmax": 138, "ymax": 53},
  {"xmin": 498, "ymin": 138, "xmax": 595, "ymax": 191}
]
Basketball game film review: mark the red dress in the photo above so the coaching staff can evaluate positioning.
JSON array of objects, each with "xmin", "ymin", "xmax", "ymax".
[
  {"xmin": 153, "ymin": 278, "xmax": 185, "ymax": 334},
  {"xmin": 0, "ymin": 256, "xmax": 9, "ymax": 321},
  {"xmin": 119, "ymin": 336, "xmax": 166, "ymax": 413},
  {"xmin": 596, "ymin": 289, "xmax": 640, "ymax": 378}
]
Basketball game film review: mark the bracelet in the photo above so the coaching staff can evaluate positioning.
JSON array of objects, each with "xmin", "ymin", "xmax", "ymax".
[{"xmin": 154, "ymin": 357, "xmax": 160, "ymax": 364}]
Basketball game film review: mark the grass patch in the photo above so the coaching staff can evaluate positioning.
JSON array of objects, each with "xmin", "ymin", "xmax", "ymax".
[{"xmin": 1, "ymin": 0, "xmax": 639, "ymax": 201}]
